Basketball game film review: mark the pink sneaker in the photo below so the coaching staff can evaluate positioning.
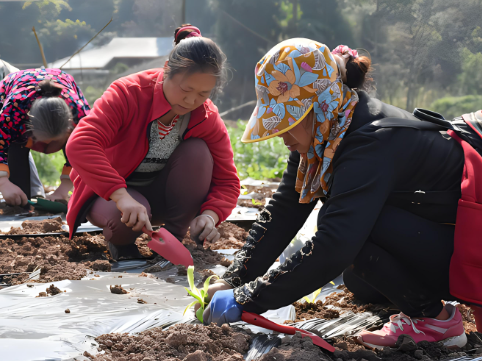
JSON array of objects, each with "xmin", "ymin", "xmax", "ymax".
[{"xmin": 356, "ymin": 304, "xmax": 467, "ymax": 349}]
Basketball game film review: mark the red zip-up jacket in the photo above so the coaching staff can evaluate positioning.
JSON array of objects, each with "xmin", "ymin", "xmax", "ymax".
[{"xmin": 66, "ymin": 68, "xmax": 240, "ymax": 237}]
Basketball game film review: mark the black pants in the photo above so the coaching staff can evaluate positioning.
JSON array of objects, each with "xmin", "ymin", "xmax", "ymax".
[
  {"xmin": 343, "ymin": 205, "xmax": 455, "ymax": 318},
  {"xmin": 8, "ymin": 143, "xmax": 31, "ymax": 199}
]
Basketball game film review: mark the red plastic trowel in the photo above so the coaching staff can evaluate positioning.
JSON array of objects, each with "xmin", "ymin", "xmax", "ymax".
[
  {"xmin": 241, "ymin": 311, "xmax": 335, "ymax": 352},
  {"xmin": 143, "ymin": 227, "xmax": 193, "ymax": 268}
]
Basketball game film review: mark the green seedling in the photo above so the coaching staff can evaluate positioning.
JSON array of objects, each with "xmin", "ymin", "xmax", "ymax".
[
  {"xmin": 302, "ymin": 282, "xmax": 335, "ymax": 304},
  {"xmin": 251, "ymin": 198, "xmax": 263, "ymax": 206},
  {"xmin": 183, "ymin": 265, "xmax": 219, "ymax": 322},
  {"xmin": 241, "ymin": 185, "xmax": 249, "ymax": 195}
]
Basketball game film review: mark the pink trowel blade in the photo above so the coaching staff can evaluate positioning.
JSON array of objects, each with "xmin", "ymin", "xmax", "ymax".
[{"xmin": 143, "ymin": 227, "xmax": 193, "ymax": 268}]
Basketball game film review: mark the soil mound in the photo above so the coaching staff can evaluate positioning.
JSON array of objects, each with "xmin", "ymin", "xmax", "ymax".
[{"xmin": 90, "ymin": 323, "xmax": 251, "ymax": 361}]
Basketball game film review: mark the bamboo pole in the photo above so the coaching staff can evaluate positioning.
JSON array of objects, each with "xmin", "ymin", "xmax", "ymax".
[{"xmin": 32, "ymin": 26, "xmax": 48, "ymax": 68}]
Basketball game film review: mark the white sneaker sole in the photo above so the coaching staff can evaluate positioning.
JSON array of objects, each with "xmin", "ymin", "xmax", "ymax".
[{"xmin": 356, "ymin": 331, "xmax": 468, "ymax": 350}]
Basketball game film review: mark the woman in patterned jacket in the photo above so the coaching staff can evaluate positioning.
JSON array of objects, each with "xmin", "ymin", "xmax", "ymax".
[{"xmin": 0, "ymin": 67, "xmax": 90, "ymax": 205}]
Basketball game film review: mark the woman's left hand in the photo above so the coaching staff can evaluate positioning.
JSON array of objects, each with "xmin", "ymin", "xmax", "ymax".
[
  {"xmin": 190, "ymin": 211, "xmax": 220, "ymax": 246},
  {"xmin": 46, "ymin": 178, "xmax": 73, "ymax": 201}
]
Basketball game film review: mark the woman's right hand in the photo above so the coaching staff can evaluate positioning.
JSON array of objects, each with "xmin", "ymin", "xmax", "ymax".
[
  {"xmin": 110, "ymin": 188, "xmax": 152, "ymax": 232},
  {"xmin": 0, "ymin": 177, "xmax": 28, "ymax": 206},
  {"xmin": 194, "ymin": 280, "xmax": 233, "ymax": 312}
]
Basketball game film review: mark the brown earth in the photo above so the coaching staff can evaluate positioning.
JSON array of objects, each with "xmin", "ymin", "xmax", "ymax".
[
  {"xmin": 237, "ymin": 187, "xmax": 274, "ymax": 210},
  {"xmin": 0, "ymin": 229, "xmax": 113, "ymax": 285},
  {"xmin": 292, "ymin": 300, "xmax": 340, "ymax": 322},
  {"xmin": 181, "ymin": 222, "xmax": 247, "ymax": 250},
  {"xmin": 89, "ymin": 323, "xmax": 251, "ymax": 361},
  {"xmin": 1, "ymin": 217, "xmax": 64, "ymax": 235}
]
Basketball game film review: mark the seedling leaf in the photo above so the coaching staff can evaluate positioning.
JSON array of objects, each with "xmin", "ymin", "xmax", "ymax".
[
  {"xmin": 185, "ymin": 287, "xmax": 202, "ymax": 304},
  {"xmin": 251, "ymin": 199, "xmax": 263, "ymax": 206},
  {"xmin": 303, "ymin": 296, "xmax": 312, "ymax": 303},
  {"xmin": 195, "ymin": 306, "xmax": 204, "ymax": 323},
  {"xmin": 187, "ymin": 266, "xmax": 197, "ymax": 295},
  {"xmin": 183, "ymin": 300, "xmax": 199, "ymax": 316},
  {"xmin": 203, "ymin": 275, "xmax": 219, "ymax": 300},
  {"xmin": 313, "ymin": 288, "xmax": 322, "ymax": 300}
]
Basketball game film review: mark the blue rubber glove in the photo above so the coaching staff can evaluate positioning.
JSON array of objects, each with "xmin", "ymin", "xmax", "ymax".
[{"xmin": 203, "ymin": 289, "xmax": 243, "ymax": 326}]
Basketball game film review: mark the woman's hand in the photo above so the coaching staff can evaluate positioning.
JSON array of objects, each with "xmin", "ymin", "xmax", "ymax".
[
  {"xmin": 110, "ymin": 188, "xmax": 152, "ymax": 232},
  {"xmin": 0, "ymin": 177, "xmax": 28, "ymax": 206},
  {"xmin": 190, "ymin": 211, "xmax": 220, "ymax": 246},
  {"xmin": 46, "ymin": 178, "xmax": 73, "ymax": 201},
  {"xmin": 195, "ymin": 280, "xmax": 232, "ymax": 312},
  {"xmin": 202, "ymin": 289, "xmax": 243, "ymax": 326}
]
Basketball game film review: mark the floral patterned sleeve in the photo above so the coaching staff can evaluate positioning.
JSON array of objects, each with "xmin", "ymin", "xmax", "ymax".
[{"xmin": 0, "ymin": 73, "xmax": 28, "ymax": 174}]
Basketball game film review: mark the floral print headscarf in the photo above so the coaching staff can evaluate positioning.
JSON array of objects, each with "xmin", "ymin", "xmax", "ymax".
[{"xmin": 242, "ymin": 38, "xmax": 359, "ymax": 203}]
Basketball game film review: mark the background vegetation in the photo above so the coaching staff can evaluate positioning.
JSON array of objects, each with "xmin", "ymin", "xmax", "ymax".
[{"xmin": 1, "ymin": 0, "xmax": 481, "ymax": 185}]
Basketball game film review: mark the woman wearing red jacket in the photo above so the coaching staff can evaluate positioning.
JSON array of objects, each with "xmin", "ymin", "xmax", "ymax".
[{"xmin": 66, "ymin": 25, "xmax": 240, "ymax": 260}]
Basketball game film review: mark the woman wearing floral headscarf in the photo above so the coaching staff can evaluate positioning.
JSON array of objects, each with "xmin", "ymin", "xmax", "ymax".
[{"xmin": 202, "ymin": 38, "xmax": 470, "ymax": 349}]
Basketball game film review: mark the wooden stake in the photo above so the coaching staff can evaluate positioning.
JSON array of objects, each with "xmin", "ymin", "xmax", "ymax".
[
  {"xmin": 32, "ymin": 26, "xmax": 48, "ymax": 68},
  {"xmin": 59, "ymin": 17, "xmax": 113, "ymax": 70}
]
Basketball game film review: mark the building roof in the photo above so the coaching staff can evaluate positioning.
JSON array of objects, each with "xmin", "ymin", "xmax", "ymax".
[{"xmin": 49, "ymin": 37, "xmax": 173, "ymax": 70}]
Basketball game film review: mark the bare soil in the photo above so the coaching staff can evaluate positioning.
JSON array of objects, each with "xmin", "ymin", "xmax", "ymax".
[
  {"xmin": 292, "ymin": 300, "xmax": 340, "ymax": 322},
  {"xmin": 1, "ymin": 217, "xmax": 64, "ymax": 235},
  {"xmin": 0, "ymin": 227, "xmax": 112, "ymax": 285},
  {"xmin": 237, "ymin": 187, "xmax": 274, "ymax": 210},
  {"xmin": 181, "ymin": 222, "xmax": 247, "ymax": 250},
  {"xmin": 89, "ymin": 323, "xmax": 251, "ymax": 361}
]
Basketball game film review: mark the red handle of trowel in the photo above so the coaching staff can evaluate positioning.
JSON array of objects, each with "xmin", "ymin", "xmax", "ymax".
[{"xmin": 241, "ymin": 311, "xmax": 335, "ymax": 352}]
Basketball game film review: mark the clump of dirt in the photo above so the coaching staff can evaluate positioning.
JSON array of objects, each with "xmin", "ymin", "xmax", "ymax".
[
  {"xmin": 110, "ymin": 285, "xmax": 128, "ymax": 294},
  {"xmin": 134, "ymin": 233, "xmax": 153, "ymax": 258},
  {"xmin": 292, "ymin": 301, "xmax": 340, "ymax": 322},
  {"xmin": 46, "ymin": 284, "xmax": 62, "ymax": 295},
  {"xmin": 88, "ymin": 260, "xmax": 112, "ymax": 272},
  {"xmin": 90, "ymin": 323, "xmax": 251, "ymax": 361},
  {"xmin": 457, "ymin": 303, "xmax": 478, "ymax": 333},
  {"xmin": 36, "ymin": 292, "xmax": 47, "ymax": 297},
  {"xmin": 137, "ymin": 298, "xmax": 147, "ymax": 304},
  {"xmin": 211, "ymin": 222, "xmax": 247, "ymax": 250},
  {"xmin": 2, "ymin": 217, "xmax": 64, "ymax": 235},
  {"xmin": 65, "ymin": 309, "xmax": 70, "ymax": 313}
]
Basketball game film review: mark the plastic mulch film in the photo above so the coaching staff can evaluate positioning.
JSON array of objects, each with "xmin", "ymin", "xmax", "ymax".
[
  {"xmin": 0, "ymin": 265, "xmax": 296, "ymax": 361},
  {"xmin": 0, "ymin": 273, "xmax": 191, "ymax": 361}
]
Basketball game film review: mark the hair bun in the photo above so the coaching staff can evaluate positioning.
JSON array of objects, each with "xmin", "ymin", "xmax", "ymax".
[
  {"xmin": 345, "ymin": 55, "xmax": 372, "ymax": 90},
  {"xmin": 174, "ymin": 24, "xmax": 201, "ymax": 45},
  {"xmin": 36, "ymin": 79, "xmax": 64, "ymax": 97}
]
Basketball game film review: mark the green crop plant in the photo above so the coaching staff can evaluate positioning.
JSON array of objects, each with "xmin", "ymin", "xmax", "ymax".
[
  {"xmin": 251, "ymin": 198, "xmax": 263, "ymax": 206},
  {"xmin": 183, "ymin": 265, "xmax": 219, "ymax": 322},
  {"xmin": 302, "ymin": 282, "xmax": 335, "ymax": 304}
]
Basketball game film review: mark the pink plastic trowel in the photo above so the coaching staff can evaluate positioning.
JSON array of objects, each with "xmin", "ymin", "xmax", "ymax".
[{"xmin": 143, "ymin": 227, "xmax": 194, "ymax": 268}]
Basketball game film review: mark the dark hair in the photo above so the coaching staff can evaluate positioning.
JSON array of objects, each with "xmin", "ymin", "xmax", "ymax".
[
  {"xmin": 345, "ymin": 56, "xmax": 372, "ymax": 90},
  {"xmin": 28, "ymin": 79, "xmax": 73, "ymax": 137},
  {"xmin": 166, "ymin": 24, "xmax": 227, "ymax": 98}
]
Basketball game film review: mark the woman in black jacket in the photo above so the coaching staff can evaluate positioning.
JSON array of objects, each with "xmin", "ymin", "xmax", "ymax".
[{"xmin": 203, "ymin": 39, "xmax": 468, "ymax": 349}]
